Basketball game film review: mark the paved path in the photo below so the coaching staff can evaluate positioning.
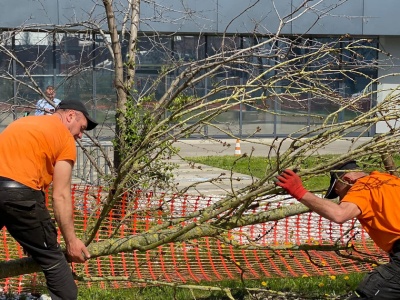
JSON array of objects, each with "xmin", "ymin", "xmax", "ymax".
[
  {"xmin": 72, "ymin": 137, "xmax": 373, "ymax": 195},
  {"xmin": 171, "ymin": 137, "xmax": 373, "ymax": 195},
  {"xmin": 170, "ymin": 156, "xmax": 254, "ymax": 196}
]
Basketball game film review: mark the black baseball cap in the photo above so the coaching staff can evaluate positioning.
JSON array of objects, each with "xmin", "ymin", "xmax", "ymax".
[
  {"xmin": 324, "ymin": 160, "xmax": 360, "ymax": 199},
  {"xmin": 56, "ymin": 100, "xmax": 98, "ymax": 130}
]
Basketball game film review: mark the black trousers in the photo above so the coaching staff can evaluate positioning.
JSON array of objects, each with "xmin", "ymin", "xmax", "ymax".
[
  {"xmin": 0, "ymin": 184, "xmax": 77, "ymax": 300},
  {"xmin": 347, "ymin": 240, "xmax": 400, "ymax": 299}
]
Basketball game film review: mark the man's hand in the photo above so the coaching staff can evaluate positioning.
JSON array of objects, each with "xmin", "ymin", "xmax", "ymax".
[
  {"xmin": 66, "ymin": 238, "xmax": 91, "ymax": 263},
  {"xmin": 275, "ymin": 169, "xmax": 308, "ymax": 200}
]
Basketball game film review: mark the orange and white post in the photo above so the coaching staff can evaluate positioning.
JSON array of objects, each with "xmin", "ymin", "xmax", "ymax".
[{"xmin": 234, "ymin": 139, "xmax": 241, "ymax": 156}]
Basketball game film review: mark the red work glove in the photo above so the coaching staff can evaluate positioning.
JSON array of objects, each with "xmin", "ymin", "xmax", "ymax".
[{"xmin": 275, "ymin": 169, "xmax": 308, "ymax": 200}]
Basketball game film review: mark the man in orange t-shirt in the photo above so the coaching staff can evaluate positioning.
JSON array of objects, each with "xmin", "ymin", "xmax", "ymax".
[
  {"xmin": 276, "ymin": 160, "xmax": 400, "ymax": 299},
  {"xmin": 0, "ymin": 99, "xmax": 97, "ymax": 300}
]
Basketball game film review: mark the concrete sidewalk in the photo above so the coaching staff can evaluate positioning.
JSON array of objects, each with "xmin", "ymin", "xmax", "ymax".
[
  {"xmin": 170, "ymin": 156, "xmax": 254, "ymax": 196},
  {"xmin": 175, "ymin": 137, "xmax": 372, "ymax": 157},
  {"xmin": 172, "ymin": 137, "xmax": 373, "ymax": 195}
]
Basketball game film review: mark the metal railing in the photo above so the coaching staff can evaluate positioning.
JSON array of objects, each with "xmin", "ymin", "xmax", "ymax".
[{"xmin": 73, "ymin": 141, "xmax": 114, "ymax": 185}]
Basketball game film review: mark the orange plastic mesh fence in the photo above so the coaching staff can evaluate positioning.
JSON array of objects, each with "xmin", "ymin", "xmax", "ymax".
[{"xmin": 0, "ymin": 184, "xmax": 388, "ymax": 293}]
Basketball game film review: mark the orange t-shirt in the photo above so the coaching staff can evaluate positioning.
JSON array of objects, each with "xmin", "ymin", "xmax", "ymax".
[
  {"xmin": 341, "ymin": 171, "xmax": 400, "ymax": 252},
  {"xmin": 0, "ymin": 114, "xmax": 76, "ymax": 190}
]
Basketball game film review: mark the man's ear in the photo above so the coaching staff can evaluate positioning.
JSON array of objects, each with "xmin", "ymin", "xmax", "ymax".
[{"xmin": 65, "ymin": 110, "xmax": 74, "ymax": 122}]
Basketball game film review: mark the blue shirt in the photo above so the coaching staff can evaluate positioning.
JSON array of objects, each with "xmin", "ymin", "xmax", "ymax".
[{"xmin": 35, "ymin": 98, "xmax": 61, "ymax": 115}]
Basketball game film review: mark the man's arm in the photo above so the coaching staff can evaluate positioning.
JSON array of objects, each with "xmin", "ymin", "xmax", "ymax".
[
  {"xmin": 52, "ymin": 160, "xmax": 90, "ymax": 263},
  {"xmin": 35, "ymin": 99, "xmax": 44, "ymax": 115},
  {"xmin": 275, "ymin": 169, "xmax": 361, "ymax": 224},
  {"xmin": 298, "ymin": 192, "xmax": 361, "ymax": 223}
]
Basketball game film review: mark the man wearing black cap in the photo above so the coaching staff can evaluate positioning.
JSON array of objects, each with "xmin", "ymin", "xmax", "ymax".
[
  {"xmin": 276, "ymin": 161, "xmax": 400, "ymax": 299},
  {"xmin": 0, "ymin": 99, "xmax": 98, "ymax": 300},
  {"xmin": 56, "ymin": 99, "xmax": 98, "ymax": 131}
]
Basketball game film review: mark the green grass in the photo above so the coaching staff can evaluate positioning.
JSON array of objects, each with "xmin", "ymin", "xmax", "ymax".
[
  {"xmin": 186, "ymin": 155, "xmax": 335, "ymax": 191},
  {"xmin": 186, "ymin": 154, "xmax": 400, "ymax": 192},
  {"xmin": 76, "ymin": 273, "xmax": 364, "ymax": 299}
]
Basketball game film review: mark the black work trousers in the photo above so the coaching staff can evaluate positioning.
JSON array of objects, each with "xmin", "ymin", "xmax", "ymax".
[
  {"xmin": 0, "ymin": 184, "xmax": 77, "ymax": 300},
  {"xmin": 347, "ymin": 240, "xmax": 400, "ymax": 299}
]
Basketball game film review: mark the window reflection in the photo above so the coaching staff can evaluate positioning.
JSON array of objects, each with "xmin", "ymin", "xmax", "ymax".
[{"xmin": 0, "ymin": 31, "xmax": 378, "ymax": 137}]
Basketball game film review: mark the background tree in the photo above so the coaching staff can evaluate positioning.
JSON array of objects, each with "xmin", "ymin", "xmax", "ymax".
[{"xmin": 0, "ymin": 0, "xmax": 399, "ymax": 283}]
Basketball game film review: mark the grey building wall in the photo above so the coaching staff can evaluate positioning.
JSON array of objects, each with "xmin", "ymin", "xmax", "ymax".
[
  {"xmin": 376, "ymin": 36, "xmax": 400, "ymax": 133},
  {"xmin": 1, "ymin": 0, "xmax": 399, "ymax": 36}
]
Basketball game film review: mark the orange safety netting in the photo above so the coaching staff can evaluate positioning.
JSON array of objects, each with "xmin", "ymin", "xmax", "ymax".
[{"xmin": 0, "ymin": 184, "xmax": 388, "ymax": 293}]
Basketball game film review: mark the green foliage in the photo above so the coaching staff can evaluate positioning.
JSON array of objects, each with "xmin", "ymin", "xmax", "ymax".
[
  {"xmin": 140, "ymin": 93, "xmax": 156, "ymax": 104},
  {"xmin": 118, "ymin": 96, "xmax": 151, "ymax": 155},
  {"xmin": 169, "ymin": 93, "xmax": 194, "ymax": 112},
  {"xmin": 113, "ymin": 95, "xmax": 177, "ymax": 191}
]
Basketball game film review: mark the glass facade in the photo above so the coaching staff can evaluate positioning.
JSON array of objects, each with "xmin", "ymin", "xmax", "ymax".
[{"xmin": 0, "ymin": 30, "xmax": 378, "ymax": 138}]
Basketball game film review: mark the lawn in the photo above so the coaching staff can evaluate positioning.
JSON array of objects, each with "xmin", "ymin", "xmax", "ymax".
[
  {"xmin": 185, "ymin": 154, "xmax": 400, "ymax": 192},
  {"xmin": 75, "ymin": 272, "xmax": 365, "ymax": 299}
]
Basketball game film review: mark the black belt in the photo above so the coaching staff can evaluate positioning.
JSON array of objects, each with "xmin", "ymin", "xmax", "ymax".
[
  {"xmin": 392, "ymin": 239, "xmax": 400, "ymax": 254},
  {"xmin": 0, "ymin": 177, "xmax": 28, "ymax": 189}
]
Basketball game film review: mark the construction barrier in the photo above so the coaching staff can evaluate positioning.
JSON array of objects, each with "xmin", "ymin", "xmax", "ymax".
[
  {"xmin": 0, "ymin": 184, "xmax": 388, "ymax": 293},
  {"xmin": 234, "ymin": 139, "xmax": 241, "ymax": 156}
]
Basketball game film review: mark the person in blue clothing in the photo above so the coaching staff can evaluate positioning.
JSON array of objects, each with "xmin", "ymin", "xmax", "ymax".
[{"xmin": 35, "ymin": 85, "xmax": 61, "ymax": 115}]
